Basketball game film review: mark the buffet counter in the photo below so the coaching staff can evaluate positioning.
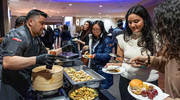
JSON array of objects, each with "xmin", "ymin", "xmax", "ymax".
[{"xmin": 30, "ymin": 65, "xmax": 118, "ymax": 100}]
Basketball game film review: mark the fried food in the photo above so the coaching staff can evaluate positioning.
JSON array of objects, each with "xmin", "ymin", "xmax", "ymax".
[{"xmin": 64, "ymin": 68, "xmax": 93, "ymax": 82}]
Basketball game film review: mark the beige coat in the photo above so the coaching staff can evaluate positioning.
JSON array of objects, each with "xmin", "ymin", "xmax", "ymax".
[{"xmin": 151, "ymin": 57, "xmax": 180, "ymax": 100}]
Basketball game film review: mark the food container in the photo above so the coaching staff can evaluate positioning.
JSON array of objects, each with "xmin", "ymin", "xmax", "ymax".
[
  {"xmin": 32, "ymin": 65, "xmax": 63, "ymax": 91},
  {"xmin": 55, "ymin": 52, "xmax": 79, "ymax": 67},
  {"xmin": 63, "ymin": 65, "xmax": 105, "ymax": 86},
  {"xmin": 68, "ymin": 87, "xmax": 99, "ymax": 100}
]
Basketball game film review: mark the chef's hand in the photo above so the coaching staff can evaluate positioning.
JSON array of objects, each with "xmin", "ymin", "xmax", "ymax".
[{"xmin": 36, "ymin": 54, "xmax": 56, "ymax": 66}]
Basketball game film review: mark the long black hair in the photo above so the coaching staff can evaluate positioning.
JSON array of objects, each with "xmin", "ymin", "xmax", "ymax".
[
  {"xmin": 91, "ymin": 20, "xmax": 108, "ymax": 44},
  {"xmin": 124, "ymin": 5, "xmax": 155, "ymax": 55},
  {"xmin": 80, "ymin": 20, "xmax": 92, "ymax": 40},
  {"xmin": 154, "ymin": 0, "xmax": 180, "ymax": 61}
]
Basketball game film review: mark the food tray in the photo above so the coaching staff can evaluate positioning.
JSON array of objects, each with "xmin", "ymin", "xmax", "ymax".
[
  {"xmin": 63, "ymin": 65, "xmax": 105, "ymax": 85},
  {"xmin": 68, "ymin": 87, "xmax": 99, "ymax": 100},
  {"xmin": 57, "ymin": 52, "xmax": 79, "ymax": 59}
]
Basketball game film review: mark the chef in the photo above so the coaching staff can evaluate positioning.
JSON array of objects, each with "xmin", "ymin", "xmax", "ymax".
[{"xmin": 0, "ymin": 9, "xmax": 67, "ymax": 99}]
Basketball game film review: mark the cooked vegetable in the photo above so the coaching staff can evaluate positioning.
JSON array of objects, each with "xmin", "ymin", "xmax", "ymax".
[{"xmin": 70, "ymin": 87, "xmax": 98, "ymax": 100}]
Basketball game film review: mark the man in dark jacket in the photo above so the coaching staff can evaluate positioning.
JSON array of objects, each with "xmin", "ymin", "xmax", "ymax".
[
  {"xmin": 112, "ymin": 19, "xmax": 124, "ymax": 55},
  {"xmin": 0, "ymin": 9, "xmax": 65, "ymax": 99}
]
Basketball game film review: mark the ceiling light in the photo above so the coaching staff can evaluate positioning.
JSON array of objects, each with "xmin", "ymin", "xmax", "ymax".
[
  {"xmin": 57, "ymin": 11, "xmax": 60, "ymax": 13},
  {"xmin": 99, "ymin": 13, "xmax": 101, "ymax": 14},
  {"xmin": 99, "ymin": 5, "xmax": 102, "ymax": 7},
  {"xmin": 106, "ymin": 15, "xmax": 109, "ymax": 17},
  {"xmin": 89, "ymin": 16, "xmax": 91, "ymax": 18},
  {"xmin": 109, "ymin": 17, "xmax": 111, "ymax": 18},
  {"xmin": 33, "ymin": 7, "xmax": 36, "ymax": 9},
  {"xmin": 100, "ymin": 17, "xmax": 101, "ymax": 18},
  {"xmin": 62, "ymin": 16, "xmax": 64, "ymax": 17},
  {"xmin": 69, "ymin": 4, "xmax": 72, "ymax": 6},
  {"xmin": 49, "ymin": 16, "xmax": 52, "ymax": 17}
]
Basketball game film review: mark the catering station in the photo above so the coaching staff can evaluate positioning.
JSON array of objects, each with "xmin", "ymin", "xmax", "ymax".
[{"xmin": 30, "ymin": 45, "xmax": 118, "ymax": 100}]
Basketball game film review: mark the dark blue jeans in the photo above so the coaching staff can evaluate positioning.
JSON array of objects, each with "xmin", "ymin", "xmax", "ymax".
[{"xmin": 119, "ymin": 75, "xmax": 158, "ymax": 100}]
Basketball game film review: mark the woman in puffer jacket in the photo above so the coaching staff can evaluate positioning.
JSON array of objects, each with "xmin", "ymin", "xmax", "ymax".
[{"xmin": 90, "ymin": 20, "xmax": 113, "ymax": 89}]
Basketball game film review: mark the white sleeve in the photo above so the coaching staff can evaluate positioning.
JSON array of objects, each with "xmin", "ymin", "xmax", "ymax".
[{"xmin": 116, "ymin": 34, "xmax": 124, "ymax": 50}]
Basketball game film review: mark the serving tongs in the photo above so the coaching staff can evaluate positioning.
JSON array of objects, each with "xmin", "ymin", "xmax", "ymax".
[
  {"xmin": 109, "ymin": 53, "xmax": 147, "ymax": 68},
  {"xmin": 109, "ymin": 59, "xmax": 133, "ymax": 64},
  {"xmin": 109, "ymin": 53, "xmax": 131, "ymax": 62}
]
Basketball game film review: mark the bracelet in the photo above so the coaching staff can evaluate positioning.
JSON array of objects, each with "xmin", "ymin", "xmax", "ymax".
[{"xmin": 148, "ymin": 54, "xmax": 150, "ymax": 65}]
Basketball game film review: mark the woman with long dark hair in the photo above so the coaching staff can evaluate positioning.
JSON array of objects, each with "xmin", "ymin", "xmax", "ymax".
[
  {"xmin": 89, "ymin": 20, "xmax": 113, "ymax": 89},
  {"xmin": 76, "ymin": 20, "xmax": 92, "ymax": 50},
  {"xmin": 105, "ymin": 5, "xmax": 159, "ymax": 100},
  {"xmin": 131, "ymin": 0, "xmax": 180, "ymax": 99}
]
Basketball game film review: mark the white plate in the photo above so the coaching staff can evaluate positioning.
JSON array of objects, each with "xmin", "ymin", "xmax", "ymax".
[
  {"xmin": 128, "ymin": 82, "xmax": 163, "ymax": 100},
  {"xmin": 82, "ymin": 55, "xmax": 94, "ymax": 58},
  {"xmin": 102, "ymin": 67, "xmax": 125, "ymax": 74}
]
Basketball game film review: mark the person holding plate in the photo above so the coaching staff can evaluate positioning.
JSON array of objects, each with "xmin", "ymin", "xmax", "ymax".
[
  {"xmin": 105, "ymin": 5, "xmax": 159, "ymax": 100},
  {"xmin": 131, "ymin": 0, "xmax": 180, "ymax": 99},
  {"xmin": 85, "ymin": 20, "xmax": 113, "ymax": 89}
]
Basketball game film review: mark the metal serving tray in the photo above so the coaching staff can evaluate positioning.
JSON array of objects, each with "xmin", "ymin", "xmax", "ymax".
[
  {"xmin": 63, "ymin": 65, "xmax": 105, "ymax": 85},
  {"xmin": 57, "ymin": 52, "xmax": 79, "ymax": 59}
]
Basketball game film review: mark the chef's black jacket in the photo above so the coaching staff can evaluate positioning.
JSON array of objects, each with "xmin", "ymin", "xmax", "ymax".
[{"xmin": 0, "ymin": 25, "xmax": 47, "ymax": 99}]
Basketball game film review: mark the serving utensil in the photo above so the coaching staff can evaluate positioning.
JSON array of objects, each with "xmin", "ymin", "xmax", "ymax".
[
  {"xmin": 109, "ymin": 60, "xmax": 133, "ymax": 64},
  {"xmin": 109, "ymin": 53, "xmax": 131, "ymax": 60},
  {"xmin": 109, "ymin": 60, "xmax": 147, "ymax": 68}
]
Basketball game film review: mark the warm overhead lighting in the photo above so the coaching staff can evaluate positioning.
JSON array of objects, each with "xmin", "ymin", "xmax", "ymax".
[
  {"xmin": 49, "ymin": 16, "xmax": 52, "ymax": 17},
  {"xmin": 89, "ymin": 16, "xmax": 91, "ymax": 18},
  {"xmin": 57, "ymin": 11, "xmax": 60, "ymax": 13},
  {"xmin": 62, "ymin": 16, "xmax": 64, "ymax": 17},
  {"xmin": 100, "ymin": 16, "xmax": 101, "ymax": 18},
  {"xmin": 33, "ymin": 7, "xmax": 36, "ymax": 9},
  {"xmin": 99, "ymin": 13, "xmax": 101, "ymax": 14},
  {"xmin": 109, "ymin": 16, "xmax": 111, "ymax": 18},
  {"xmin": 106, "ymin": 15, "xmax": 109, "ymax": 17},
  {"xmin": 69, "ymin": 4, "xmax": 72, "ymax": 6},
  {"xmin": 121, "ymin": 15, "xmax": 124, "ymax": 17},
  {"xmin": 99, "ymin": 5, "xmax": 102, "ymax": 7}
]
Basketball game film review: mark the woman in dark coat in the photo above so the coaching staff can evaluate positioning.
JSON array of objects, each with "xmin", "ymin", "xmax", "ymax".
[
  {"xmin": 61, "ymin": 24, "xmax": 72, "ymax": 47},
  {"xmin": 90, "ymin": 20, "xmax": 113, "ymax": 89}
]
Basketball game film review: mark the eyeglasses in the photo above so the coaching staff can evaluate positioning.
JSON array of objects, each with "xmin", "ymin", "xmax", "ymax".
[{"xmin": 92, "ymin": 29, "xmax": 101, "ymax": 32}]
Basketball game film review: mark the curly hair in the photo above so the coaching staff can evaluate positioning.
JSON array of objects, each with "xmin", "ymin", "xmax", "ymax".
[
  {"xmin": 124, "ymin": 5, "xmax": 155, "ymax": 55},
  {"xmin": 154, "ymin": 0, "xmax": 180, "ymax": 60}
]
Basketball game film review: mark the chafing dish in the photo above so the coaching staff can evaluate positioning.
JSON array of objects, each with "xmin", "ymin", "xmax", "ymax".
[
  {"xmin": 63, "ymin": 65, "xmax": 105, "ymax": 85},
  {"xmin": 55, "ymin": 52, "xmax": 80, "ymax": 67}
]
